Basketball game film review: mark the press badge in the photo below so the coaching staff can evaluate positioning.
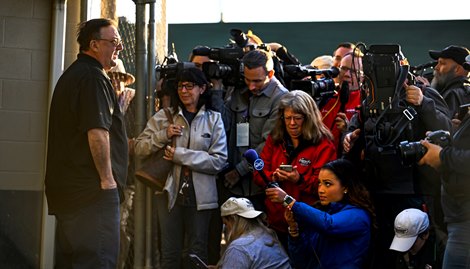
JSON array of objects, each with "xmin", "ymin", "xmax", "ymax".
[{"xmin": 236, "ymin": 122, "xmax": 249, "ymax": 147}]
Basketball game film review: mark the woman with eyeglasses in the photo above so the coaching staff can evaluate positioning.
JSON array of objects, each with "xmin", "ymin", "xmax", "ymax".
[
  {"xmin": 134, "ymin": 67, "xmax": 228, "ymax": 268},
  {"xmin": 253, "ymin": 90, "xmax": 336, "ymax": 250}
]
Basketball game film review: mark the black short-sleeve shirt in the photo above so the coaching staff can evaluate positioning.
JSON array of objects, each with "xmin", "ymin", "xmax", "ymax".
[{"xmin": 45, "ymin": 54, "xmax": 128, "ymax": 214}]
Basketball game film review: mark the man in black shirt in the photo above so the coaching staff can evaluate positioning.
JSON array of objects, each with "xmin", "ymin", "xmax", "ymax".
[{"xmin": 45, "ymin": 18, "xmax": 128, "ymax": 268}]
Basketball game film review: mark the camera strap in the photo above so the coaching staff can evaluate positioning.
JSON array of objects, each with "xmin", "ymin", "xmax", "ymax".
[{"xmin": 373, "ymin": 106, "xmax": 417, "ymax": 147}]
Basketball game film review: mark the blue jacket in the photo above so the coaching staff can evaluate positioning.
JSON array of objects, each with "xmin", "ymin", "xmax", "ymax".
[{"xmin": 288, "ymin": 202, "xmax": 371, "ymax": 269}]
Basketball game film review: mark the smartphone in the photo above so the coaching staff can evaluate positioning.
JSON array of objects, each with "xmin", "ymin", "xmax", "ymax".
[
  {"xmin": 189, "ymin": 253, "xmax": 208, "ymax": 269},
  {"xmin": 279, "ymin": 164, "xmax": 293, "ymax": 172}
]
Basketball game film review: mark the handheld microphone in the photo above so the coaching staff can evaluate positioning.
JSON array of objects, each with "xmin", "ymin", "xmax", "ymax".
[{"xmin": 243, "ymin": 149, "xmax": 278, "ymax": 188}]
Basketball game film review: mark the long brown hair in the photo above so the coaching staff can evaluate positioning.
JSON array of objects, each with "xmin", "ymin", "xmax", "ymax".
[
  {"xmin": 271, "ymin": 90, "xmax": 333, "ymax": 144},
  {"xmin": 322, "ymin": 159, "xmax": 376, "ymax": 228}
]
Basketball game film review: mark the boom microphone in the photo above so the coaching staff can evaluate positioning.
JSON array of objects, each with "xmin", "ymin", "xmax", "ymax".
[{"xmin": 243, "ymin": 149, "xmax": 278, "ymax": 188}]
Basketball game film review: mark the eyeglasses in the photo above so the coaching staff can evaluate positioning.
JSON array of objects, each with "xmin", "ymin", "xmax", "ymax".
[
  {"xmin": 284, "ymin": 115, "xmax": 305, "ymax": 123},
  {"xmin": 177, "ymin": 82, "xmax": 196, "ymax": 90},
  {"xmin": 339, "ymin": 65, "xmax": 352, "ymax": 72},
  {"xmin": 97, "ymin": 38, "xmax": 123, "ymax": 47}
]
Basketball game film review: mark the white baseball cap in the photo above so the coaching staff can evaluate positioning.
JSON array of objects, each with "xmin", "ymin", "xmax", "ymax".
[
  {"xmin": 221, "ymin": 197, "xmax": 263, "ymax": 219},
  {"xmin": 390, "ymin": 208, "xmax": 430, "ymax": 252}
]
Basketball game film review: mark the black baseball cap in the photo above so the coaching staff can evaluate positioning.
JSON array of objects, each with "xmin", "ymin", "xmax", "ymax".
[{"xmin": 429, "ymin": 45, "xmax": 470, "ymax": 66}]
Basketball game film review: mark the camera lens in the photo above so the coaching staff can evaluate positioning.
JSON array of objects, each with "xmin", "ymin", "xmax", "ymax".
[{"xmin": 398, "ymin": 141, "xmax": 427, "ymax": 166}]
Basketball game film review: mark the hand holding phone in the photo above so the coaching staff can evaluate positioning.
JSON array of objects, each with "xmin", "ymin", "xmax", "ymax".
[
  {"xmin": 279, "ymin": 164, "xmax": 293, "ymax": 172},
  {"xmin": 189, "ymin": 254, "xmax": 208, "ymax": 269}
]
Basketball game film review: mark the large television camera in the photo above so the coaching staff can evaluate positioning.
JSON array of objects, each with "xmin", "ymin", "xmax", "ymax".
[
  {"xmin": 361, "ymin": 44, "xmax": 407, "ymax": 117},
  {"xmin": 192, "ymin": 44, "xmax": 245, "ymax": 87},
  {"xmin": 156, "ymin": 62, "xmax": 196, "ymax": 94},
  {"xmin": 193, "ymin": 41, "xmax": 270, "ymax": 87},
  {"xmin": 359, "ymin": 44, "xmax": 422, "ymax": 147},
  {"xmin": 284, "ymin": 64, "xmax": 339, "ymax": 102}
]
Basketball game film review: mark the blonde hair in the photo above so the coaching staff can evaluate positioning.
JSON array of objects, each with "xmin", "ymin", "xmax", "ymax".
[{"xmin": 217, "ymin": 214, "xmax": 285, "ymax": 268}]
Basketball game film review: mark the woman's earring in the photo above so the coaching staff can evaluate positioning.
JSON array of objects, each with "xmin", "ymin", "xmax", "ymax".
[{"xmin": 344, "ymin": 191, "xmax": 347, "ymax": 194}]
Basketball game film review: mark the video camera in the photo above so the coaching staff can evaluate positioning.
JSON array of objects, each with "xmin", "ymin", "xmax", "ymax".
[
  {"xmin": 192, "ymin": 44, "xmax": 245, "ymax": 87},
  {"xmin": 398, "ymin": 130, "xmax": 451, "ymax": 166},
  {"xmin": 410, "ymin": 60, "xmax": 437, "ymax": 83},
  {"xmin": 358, "ymin": 43, "xmax": 428, "ymax": 147},
  {"xmin": 193, "ymin": 29, "xmax": 273, "ymax": 87},
  {"xmin": 155, "ymin": 62, "xmax": 196, "ymax": 94},
  {"xmin": 361, "ymin": 44, "xmax": 408, "ymax": 118},
  {"xmin": 284, "ymin": 64, "xmax": 339, "ymax": 102}
]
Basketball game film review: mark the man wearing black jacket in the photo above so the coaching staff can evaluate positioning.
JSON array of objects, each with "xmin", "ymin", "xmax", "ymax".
[
  {"xmin": 419, "ymin": 105, "xmax": 470, "ymax": 268},
  {"xmin": 429, "ymin": 45, "xmax": 470, "ymax": 120},
  {"xmin": 343, "ymin": 82, "xmax": 452, "ymax": 269}
]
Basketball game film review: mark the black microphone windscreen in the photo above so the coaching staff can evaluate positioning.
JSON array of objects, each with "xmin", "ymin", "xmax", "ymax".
[{"xmin": 330, "ymin": 66, "xmax": 340, "ymax": 78}]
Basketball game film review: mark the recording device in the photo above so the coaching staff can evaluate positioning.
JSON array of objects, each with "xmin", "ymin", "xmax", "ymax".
[
  {"xmin": 410, "ymin": 60, "xmax": 437, "ymax": 83},
  {"xmin": 284, "ymin": 65, "xmax": 339, "ymax": 102},
  {"xmin": 279, "ymin": 164, "xmax": 293, "ymax": 171},
  {"xmin": 398, "ymin": 130, "xmax": 451, "ymax": 166},
  {"xmin": 230, "ymin": 28, "xmax": 249, "ymax": 48},
  {"xmin": 362, "ymin": 44, "xmax": 405, "ymax": 117},
  {"xmin": 193, "ymin": 44, "xmax": 245, "ymax": 87},
  {"xmin": 358, "ymin": 43, "xmax": 423, "ymax": 147},
  {"xmin": 192, "ymin": 29, "xmax": 271, "ymax": 87},
  {"xmin": 156, "ymin": 62, "xmax": 196, "ymax": 80},
  {"xmin": 188, "ymin": 254, "xmax": 208, "ymax": 269},
  {"xmin": 243, "ymin": 149, "xmax": 279, "ymax": 188},
  {"xmin": 229, "ymin": 28, "xmax": 270, "ymax": 52}
]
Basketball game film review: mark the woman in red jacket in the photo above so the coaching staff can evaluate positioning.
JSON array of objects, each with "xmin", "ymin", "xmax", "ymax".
[{"xmin": 253, "ymin": 90, "xmax": 337, "ymax": 249}]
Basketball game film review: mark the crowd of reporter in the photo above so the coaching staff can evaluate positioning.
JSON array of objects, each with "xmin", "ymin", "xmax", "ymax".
[{"xmin": 144, "ymin": 29, "xmax": 470, "ymax": 269}]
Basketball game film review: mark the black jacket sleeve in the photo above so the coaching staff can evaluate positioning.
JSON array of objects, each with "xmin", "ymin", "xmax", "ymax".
[{"xmin": 417, "ymin": 87, "xmax": 452, "ymax": 132}]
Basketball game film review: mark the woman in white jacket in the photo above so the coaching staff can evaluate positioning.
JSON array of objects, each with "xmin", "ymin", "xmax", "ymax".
[{"xmin": 135, "ymin": 67, "xmax": 228, "ymax": 268}]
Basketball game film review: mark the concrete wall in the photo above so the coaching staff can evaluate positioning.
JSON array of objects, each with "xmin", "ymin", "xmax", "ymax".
[{"xmin": 0, "ymin": 0, "xmax": 52, "ymax": 267}]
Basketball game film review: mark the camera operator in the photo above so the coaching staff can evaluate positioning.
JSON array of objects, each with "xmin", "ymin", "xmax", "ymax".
[
  {"xmin": 212, "ymin": 49, "xmax": 288, "ymax": 210},
  {"xmin": 342, "ymin": 46, "xmax": 452, "ymax": 269},
  {"xmin": 418, "ymin": 105, "xmax": 470, "ymax": 269},
  {"xmin": 331, "ymin": 42, "xmax": 357, "ymax": 85},
  {"xmin": 428, "ymin": 45, "xmax": 470, "ymax": 122},
  {"xmin": 321, "ymin": 52, "xmax": 363, "ymax": 155},
  {"xmin": 419, "ymin": 56, "xmax": 470, "ymax": 269}
]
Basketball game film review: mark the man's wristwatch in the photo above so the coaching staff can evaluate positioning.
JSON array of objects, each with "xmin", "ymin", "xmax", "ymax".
[{"xmin": 283, "ymin": 195, "xmax": 295, "ymax": 207}]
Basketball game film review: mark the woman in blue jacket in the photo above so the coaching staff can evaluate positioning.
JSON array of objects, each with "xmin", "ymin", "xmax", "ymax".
[{"xmin": 266, "ymin": 159, "xmax": 375, "ymax": 268}]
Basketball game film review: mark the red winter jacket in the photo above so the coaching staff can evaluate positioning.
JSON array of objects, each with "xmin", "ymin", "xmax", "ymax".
[
  {"xmin": 254, "ymin": 135, "xmax": 336, "ymax": 233},
  {"xmin": 320, "ymin": 90, "xmax": 361, "ymax": 150}
]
